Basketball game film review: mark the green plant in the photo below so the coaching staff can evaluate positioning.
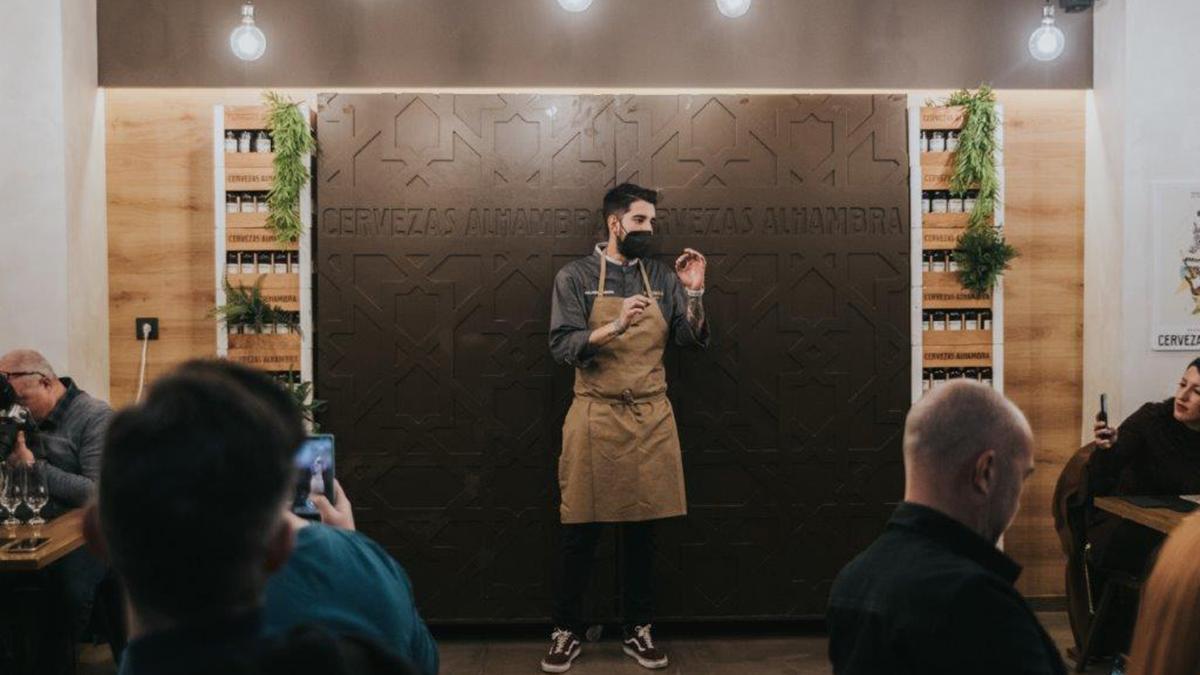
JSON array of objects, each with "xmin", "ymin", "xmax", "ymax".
[
  {"xmin": 947, "ymin": 85, "xmax": 1000, "ymax": 230},
  {"xmin": 264, "ymin": 91, "xmax": 315, "ymax": 244},
  {"xmin": 937, "ymin": 85, "xmax": 1017, "ymax": 296},
  {"xmin": 282, "ymin": 377, "xmax": 326, "ymax": 431},
  {"xmin": 211, "ymin": 275, "xmax": 286, "ymax": 333},
  {"xmin": 953, "ymin": 227, "xmax": 1018, "ymax": 298}
]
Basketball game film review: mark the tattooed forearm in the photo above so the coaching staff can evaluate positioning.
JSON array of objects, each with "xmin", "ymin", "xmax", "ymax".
[{"xmin": 686, "ymin": 295, "xmax": 705, "ymax": 333}]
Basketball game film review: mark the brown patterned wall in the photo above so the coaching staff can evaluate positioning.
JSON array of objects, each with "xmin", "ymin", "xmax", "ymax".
[{"xmin": 314, "ymin": 93, "xmax": 910, "ymax": 621}]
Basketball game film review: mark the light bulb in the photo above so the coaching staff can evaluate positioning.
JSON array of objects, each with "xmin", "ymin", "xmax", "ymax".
[
  {"xmin": 716, "ymin": 0, "xmax": 752, "ymax": 18},
  {"xmin": 1028, "ymin": 4, "xmax": 1065, "ymax": 62},
  {"xmin": 557, "ymin": 0, "xmax": 593, "ymax": 12},
  {"xmin": 230, "ymin": 3, "xmax": 266, "ymax": 61}
]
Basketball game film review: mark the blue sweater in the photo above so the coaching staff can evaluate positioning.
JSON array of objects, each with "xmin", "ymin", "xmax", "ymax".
[{"xmin": 264, "ymin": 523, "xmax": 439, "ymax": 674}]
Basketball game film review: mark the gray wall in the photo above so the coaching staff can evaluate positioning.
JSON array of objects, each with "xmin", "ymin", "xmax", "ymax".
[{"xmin": 98, "ymin": 0, "xmax": 1092, "ymax": 89}]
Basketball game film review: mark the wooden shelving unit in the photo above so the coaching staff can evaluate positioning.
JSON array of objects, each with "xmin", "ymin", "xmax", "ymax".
[
  {"xmin": 909, "ymin": 99, "xmax": 1005, "ymax": 400},
  {"xmin": 213, "ymin": 104, "xmax": 313, "ymax": 384}
]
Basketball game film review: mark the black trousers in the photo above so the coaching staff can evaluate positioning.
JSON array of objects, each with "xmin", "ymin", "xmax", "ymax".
[{"xmin": 552, "ymin": 520, "xmax": 656, "ymax": 635}]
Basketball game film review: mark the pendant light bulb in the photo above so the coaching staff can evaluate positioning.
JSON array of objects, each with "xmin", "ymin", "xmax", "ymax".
[
  {"xmin": 230, "ymin": 2, "xmax": 267, "ymax": 61},
  {"xmin": 716, "ymin": 0, "xmax": 752, "ymax": 18},
  {"xmin": 557, "ymin": 0, "xmax": 594, "ymax": 12},
  {"xmin": 1028, "ymin": 2, "xmax": 1065, "ymax": 62}
]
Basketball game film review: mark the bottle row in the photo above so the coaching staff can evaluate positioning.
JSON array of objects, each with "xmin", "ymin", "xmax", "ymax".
[
  {"xmin": 227, "ymin": 312, "xmax": 301, "ymax": 336},
  {"xmin": 922, "ymin": 368, "xmax": 994, "ymax": 392},
  {"xmin": 226, "ymin": 193, "xmax": 270, "ymax": 213},
  {"xmin": 919, "ymin": 130, "xmax": 960, "ymax": 153},
  {"xmin": 225, "ymin": 130, "xmax": 273, "ymax": 154},
  {"xmin": 920, "ymin": 190, "xmax": 979, "ymax": 215},
  {"xmin": 921, "ymin": 250, "xmax": 959, "ymax": 273},
  {"xmin": 921, "ymin": 310, "xmax": 993, "ymax": 332},
  {"xmin": 226, "ymin": 251, "xmax": 300, "ymax": 276}
]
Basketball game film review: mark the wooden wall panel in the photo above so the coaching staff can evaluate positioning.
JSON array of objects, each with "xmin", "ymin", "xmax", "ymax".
[
  {"xmin": 996, "ymin": 90, "xmax": 1086, "ymax": 599},
  {"xmin": 105, "ymin": 90, "xmax": 308, "ymax": 406}
]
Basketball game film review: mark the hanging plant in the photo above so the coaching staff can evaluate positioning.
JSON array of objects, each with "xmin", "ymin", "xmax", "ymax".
[
  {"xmin": 282, "ymin": 376, "xmax": 326, "ymax": 431},
  {"xmin": 940, "ymin": 85, "xmax": 1018, "ymax": 297},
  {"xmin": 264, "ymin": 91, "xmax": 315, "ymax": 244},
  {"xmin": 211, "ymin": 275, "xmax": 288, "ymax": 334},
  {"xmin": 954, "ymin": 227, "xmax": 1017, "ymax": 299}
]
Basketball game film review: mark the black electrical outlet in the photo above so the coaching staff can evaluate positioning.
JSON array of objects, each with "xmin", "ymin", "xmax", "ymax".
[{"xmin": 135, "ymin": 318, "xmax": 159, "ymax": 340}]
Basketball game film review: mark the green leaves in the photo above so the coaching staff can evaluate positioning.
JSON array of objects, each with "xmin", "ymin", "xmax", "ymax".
[
  {"xmin": 264, "ymin": 91, "xmax": 315, "ymax": 245},
  {"xmin": 943, "ymin": 85, "xmax": 1015, "ymax": 296},
  {"xmin": 953, "ymin": 227, "xmax": 1017, "ymax": 298},
  {"xmin": 281, "ymin": 377, "xmax": 326, "ymax": 431},
  {"xmin": 947, "ymin": 85, "xmax": 1000, "ymax": 230},
  {"xmin": 211, "ymin": 275, "xmax": 289, "ymax": 333}
]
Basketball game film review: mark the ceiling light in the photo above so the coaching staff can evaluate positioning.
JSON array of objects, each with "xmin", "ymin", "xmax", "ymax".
[
  {"xmin": 716, "ymin": 0, "xmax": 751, "ymax": 18},
  {"xmin": 230, "ymin": 2, "xmax": 267, "ymax": 61},
  {"xmin": 557, "ymin": 0, "xmax": 594, "ymax": 12},
  {"xmin": 1028, "ymin": 1, "xmax": 1065, "ymax": 62}
]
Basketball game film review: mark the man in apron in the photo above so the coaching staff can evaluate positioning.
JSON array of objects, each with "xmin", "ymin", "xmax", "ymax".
[{"xmin": 542, "ymin": 183, "xmax": 708, "ymax": 672}]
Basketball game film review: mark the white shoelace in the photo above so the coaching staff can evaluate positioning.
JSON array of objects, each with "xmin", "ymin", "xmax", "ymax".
[
  {"xmin": 551, "ymin": 628, "xmax": 573, "ymax": 653},
  {"xmin": 635, "ymin": 624, "xmax": 655, "ymax": 649}
]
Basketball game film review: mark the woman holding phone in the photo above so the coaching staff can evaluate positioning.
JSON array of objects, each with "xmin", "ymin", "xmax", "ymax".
[{"xmin": 1088, "ymin": 357, "xmax": 1200, "ymax": 571}]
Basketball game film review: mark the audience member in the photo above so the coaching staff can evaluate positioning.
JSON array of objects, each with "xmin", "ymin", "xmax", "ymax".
[
  {"xmin": 827, "ymin": 380, "xmax": 1065, "ymax": 675},
  {"xmin": 1126, "ymin": 512, "xmax": 1200, "ymax": 675},
  {"xmin": 86, "ymin": 360, "xmax": 418, "ymax": 675},
  {"xmin": 173, "ymin": 360, "xmax": 439, "ymax": 674}
]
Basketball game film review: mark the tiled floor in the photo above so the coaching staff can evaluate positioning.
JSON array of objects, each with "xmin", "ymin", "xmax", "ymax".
[{"xmin": 78, "ymin": 611, "xmax": 1113, "ymax": 675}]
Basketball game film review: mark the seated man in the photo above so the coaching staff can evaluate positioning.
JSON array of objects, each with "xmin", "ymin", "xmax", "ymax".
[
  {"xmin": 827, "ymin": 381, "xmax": 1065, "ymax": 675},
  {"xmin": 171, "ymin": 360, "xmax": 438, "ymax": 674},
  {"xmin": 1087, "ymin": 357, "xmax": 1200, "ymax": 573},
  {"xmin": 86, "ymin": 360, "xmax": 418, "ymax": 675},
  {"xmin": 0, "ymin": 349, "xmax": 114, "ymax": 671},
  {"xmin": 0, "ymin": 349, "xmax": 111, "ymax": 513}
]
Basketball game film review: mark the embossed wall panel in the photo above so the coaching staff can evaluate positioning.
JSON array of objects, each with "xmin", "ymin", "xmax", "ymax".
[{"xmin": 315, "ymin": 93, "xmax": 909, "ymax": 621}]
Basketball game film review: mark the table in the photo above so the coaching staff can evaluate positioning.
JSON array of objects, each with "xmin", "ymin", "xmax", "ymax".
[
  {"xmin": 0, "ymin": 509, "xmax": 85, "ymax": 572},
  {"xmin": 1094, "ymin": 496, "xmax": 1193, "ymax": 535}
]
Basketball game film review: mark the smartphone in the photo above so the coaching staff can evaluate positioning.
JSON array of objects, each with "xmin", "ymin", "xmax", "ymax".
[
  {"xmin": 1098, "ymin": 393, "xmax": 1109, "ymax": 425},
  {"xmin": 291, "ymin": 434, "xmax": 335, "ymax": 519},
  {"xmin": 6, "ymin": 537, "xmax": 49, "ymax": 553}
]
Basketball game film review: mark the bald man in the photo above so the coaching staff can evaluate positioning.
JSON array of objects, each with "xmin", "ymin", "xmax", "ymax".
[{"xmin": 827, "ymin": 381, "xmax": 1065, "ymax": 675}]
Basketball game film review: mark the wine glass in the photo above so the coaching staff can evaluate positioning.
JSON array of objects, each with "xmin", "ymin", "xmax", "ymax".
[
  {"xmin": 0, "ymin": 464, "xmax": 20, "ymax": 528},
  {"xmin": 0, "ymin": 466, "xmax": 15, "ymax": 528},
  {"xmin": 24, "ymin": 464, "xmax": 48, "ymax": 527}
]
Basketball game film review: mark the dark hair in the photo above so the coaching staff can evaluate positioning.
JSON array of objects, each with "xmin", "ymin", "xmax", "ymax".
[
  {"xmin": 99, "ymin": 359, "xmax": 303, "ymax": 621},
  {"xmin": 602, "ymin": 183, "xmax": 658, "ymax": 225},
  {"xmin": 1189, "ymin": 357, "xmax": 1200, "ymax": 374}
]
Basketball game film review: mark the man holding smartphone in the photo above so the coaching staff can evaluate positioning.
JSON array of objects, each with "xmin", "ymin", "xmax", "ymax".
[{"xmin": 543, "ymin": 184, "xmax": 709, "ymax": 672}]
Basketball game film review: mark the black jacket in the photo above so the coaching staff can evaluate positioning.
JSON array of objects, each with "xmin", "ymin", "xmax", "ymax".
[{"xmin": 827, "ymin": 503, "xmax": 1065, "ymax": 675}]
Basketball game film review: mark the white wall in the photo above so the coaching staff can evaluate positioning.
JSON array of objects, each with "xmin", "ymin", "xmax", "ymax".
[
  {"xmin": 0, "ymin": 0, "xmax": 108, "ymax": 397},
  {"xmin": 1085, "ymin": 0, "xmax": 1200, "ymax": 433}
]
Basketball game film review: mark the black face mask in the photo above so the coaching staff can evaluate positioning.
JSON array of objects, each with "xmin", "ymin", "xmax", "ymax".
[{"xmin": 617, "ymin": 227, "xmax": 655, "ymax": 260}]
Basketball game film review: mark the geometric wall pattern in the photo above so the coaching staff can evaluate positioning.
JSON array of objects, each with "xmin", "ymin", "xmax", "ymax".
[{"xmin": 315, "ymin": 93, "xmax": 910, "ymax": 621}]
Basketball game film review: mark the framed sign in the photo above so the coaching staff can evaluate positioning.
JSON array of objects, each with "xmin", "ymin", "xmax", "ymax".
[{"xmin": 1152, "ymin": 181, "xmax": 1200, "ymax": 350}]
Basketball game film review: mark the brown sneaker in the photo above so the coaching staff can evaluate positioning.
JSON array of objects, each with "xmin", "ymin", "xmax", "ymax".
[
  {"xmin": 540, "ymin": 628, "xmax": 582, "ymax": 673},
  {"xmin": 622, "ymin": 624, "xmax": 668, "ymax": 669}
]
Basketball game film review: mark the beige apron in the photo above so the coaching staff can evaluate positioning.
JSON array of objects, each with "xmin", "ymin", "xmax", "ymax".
[{"xmin": 558, "ymin": 255, "xmax": 687, "ymax": 524}]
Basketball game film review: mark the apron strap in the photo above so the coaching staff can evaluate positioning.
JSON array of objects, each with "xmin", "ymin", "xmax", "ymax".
[
  {"xmin": 598, "ymin": 252, "xmax": 608, "ymax": 295},
  {"xmin": 637, "ymin": 260, "xmax": 654, "ymax": 298}
]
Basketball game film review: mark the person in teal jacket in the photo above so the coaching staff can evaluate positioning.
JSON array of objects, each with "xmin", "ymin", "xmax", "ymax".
[{"xmin": 265, "ymin": 480, "xmax": 439, "ymax": 675}]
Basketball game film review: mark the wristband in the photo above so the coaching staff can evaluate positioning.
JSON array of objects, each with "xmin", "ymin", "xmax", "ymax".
[
  {"xmin": 610, "ymin": 319, "xmax": 626, "ymax": 335},
  {"xmin": 685, "ymin": 288, "xmax": 706, "ymax": 298}
]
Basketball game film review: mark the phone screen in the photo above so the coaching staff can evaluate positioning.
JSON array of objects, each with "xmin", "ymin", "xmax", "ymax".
[
  {"xmin": 291, "ymin": 435, "xmax": 335, "ymax": 518},
  {"xmin": 6, "ymin": 537, "xmax": 49, "ymax": 552},
  {"xmin": 1099, "ymin": 393, "xmax": 1109, "ymax": 424}
]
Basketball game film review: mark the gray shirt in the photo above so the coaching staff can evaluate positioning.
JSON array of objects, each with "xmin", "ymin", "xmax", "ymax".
[
  {"xmin": 31, "ymin": 378, "xmax": 112, "ymax": 510},
  {"xmin": 549, "ymin": 243, "xmax": 710, "ymax": 368}
]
